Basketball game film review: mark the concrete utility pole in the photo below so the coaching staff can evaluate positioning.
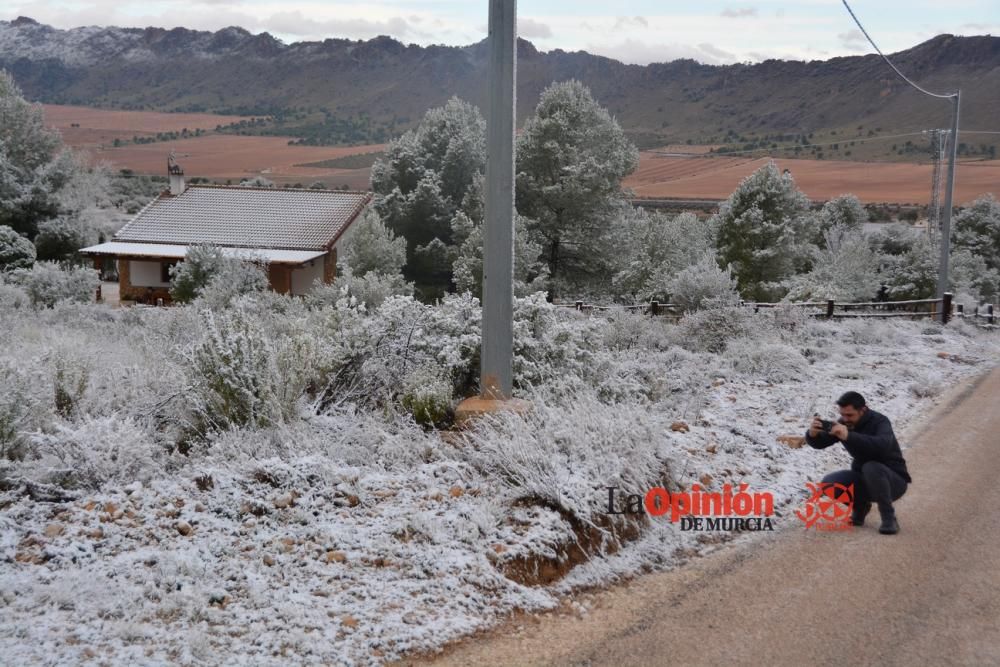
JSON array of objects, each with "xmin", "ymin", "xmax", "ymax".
[
  {"xmin": 455, "ymin": 0, "xmax": 530, "ymax": 425},
  {"xmin": 480, "ymin": 0, "xmax": 517, "ymax": 399},
  {"xmin": 936, "ymin": 91, "xmax": 961, "ymax": 302}
]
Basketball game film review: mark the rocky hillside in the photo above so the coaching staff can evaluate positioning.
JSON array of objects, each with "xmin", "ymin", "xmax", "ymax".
[{"xmin": 2, "ymin": 16, "xmax": 998, "ymax": 148}]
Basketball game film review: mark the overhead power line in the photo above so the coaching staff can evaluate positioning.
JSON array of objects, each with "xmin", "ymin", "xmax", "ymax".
[{"xmin": 841, "ymin": 0, "xmax": 957, "ymax": 100}]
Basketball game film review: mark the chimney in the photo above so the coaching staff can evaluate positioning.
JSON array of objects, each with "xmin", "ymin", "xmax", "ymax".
[{"xmin": 167, "ymin": 152, "xmax": 186, "ymax": 195}]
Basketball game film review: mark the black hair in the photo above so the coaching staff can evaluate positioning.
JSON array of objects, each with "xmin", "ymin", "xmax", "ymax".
[{"xmin": 836, "ymin": 391, "xmax": 866, "ymax": 409}]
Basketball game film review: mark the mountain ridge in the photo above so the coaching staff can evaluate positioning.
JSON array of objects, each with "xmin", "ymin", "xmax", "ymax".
[{"xmin": 2, "ymin": 17, "xmax": 998, "ymax": 150}]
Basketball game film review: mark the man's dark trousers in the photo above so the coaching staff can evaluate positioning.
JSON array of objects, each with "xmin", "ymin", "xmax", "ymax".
[{"xmin": 822, "ymin": 461, "xmax": 908, "ymax": 519}]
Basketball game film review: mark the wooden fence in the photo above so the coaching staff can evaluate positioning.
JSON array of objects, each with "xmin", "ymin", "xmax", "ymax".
[{"xmin": 556, "ymin": 292, "xmax": 998, "ymax": 326}]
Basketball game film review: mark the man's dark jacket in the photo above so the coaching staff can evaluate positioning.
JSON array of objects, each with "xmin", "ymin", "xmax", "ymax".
[{"xmin": 805, "ymin": 408, "xmax": 912, "ymax": 483}]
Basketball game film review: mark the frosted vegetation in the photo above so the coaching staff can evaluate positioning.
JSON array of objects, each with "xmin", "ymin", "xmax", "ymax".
[
  {"xmin": 2, "ymin": 289, "xmax": 999, "ymax": 664},
  {"xmin": 2, "ymin": 68, "xmax": 1000, "ymax": 664}
]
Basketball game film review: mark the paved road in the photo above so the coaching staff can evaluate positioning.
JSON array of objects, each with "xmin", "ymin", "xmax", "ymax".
[{"xmin": 409, "ymin": 366, "xmax": 1000, "ymax": 667}]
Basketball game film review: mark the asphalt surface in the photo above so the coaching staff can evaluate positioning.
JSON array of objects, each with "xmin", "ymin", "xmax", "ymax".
[{"xmin": 408, "ymin": 366, "xmax": 1000, "ymax": 667}]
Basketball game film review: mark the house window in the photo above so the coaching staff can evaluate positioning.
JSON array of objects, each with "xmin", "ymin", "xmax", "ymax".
[{"xmin": 161, "ymin": 261, "xmax": 178, "ymax": 283}]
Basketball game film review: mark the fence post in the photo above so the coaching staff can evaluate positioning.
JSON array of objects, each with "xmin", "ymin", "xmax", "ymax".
[
  {"xmin": 989, "ymin": 304, "xmax": 996, "ymax": 325},
  {"xmin": 942, "ymin": 292, "xmax": 953, "ymax": 325},
  {"xmin": 957, "ymin": 304, "xmax": 964, "ymax": 318},
  {"xmin": 575, "ymin": 300, "xmax": 583, "ymax": 311},
  {"xmin": 826, "ymin": 299, "xmax": 835, "ymax": 320},
  {"xmin": 95, "ymin": 283, "xmax": 102, "ymax": 303},
  {"xmin": 651, "ymin": 300, "xmax": 660, "ymax": 316}
]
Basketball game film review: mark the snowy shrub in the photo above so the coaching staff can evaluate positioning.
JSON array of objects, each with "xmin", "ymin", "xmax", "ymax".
[
  {"xmin": 465, "ymin": 390, "xmax": 676, "ymax": 527},
  {"xmin": 192, "ymin": 258, "xmax": 269, "ymax": 310},
  {"xmin": 0, "ymin": 279, "xmax": 29, "ymax": 310},
  {"xmin": 842, "ymin": 318, "xmax": 905, "ymax": 346},
  {"xmin": 953, "ymin": 194, "xmax": 1000, "ymax": 273},
  {"xmin": 0, "ymin": 362, "xmax": 34, "ymax": 459},
  {"xmin": 20, "ymin": 417, "xmax": 158, "ymax": 489},
  {"xmin": 665, "ymin": 252, "xmax": 740, "ymax": 312},
  {"xmin": 342, "ymin": 293, "xmax": 481, "ymax": 402},
  {"xmin": 600, "ymin": 309, "xmax": 649, "ymax": 352},
  {"xmin": 723, "ymin": 337, "xmax": 808, "ymax": 383},
  {"xmin": 33, "ymin": 216, "xmax": 87, "ymax": 262},
  {"xmin": 809, "ymin": 194, "xmax": 868, "ymax": 245},
  {"xmin": 343, "ymin": 208, "xmax": 407, "ymax": 277},
  {"xmin": 310, "ymin": 266, "xmax": 413, "ymax": 310},
  {"xmin": 673, "ymin": 303, "xmax": 768, "ymax": 354},
  {"xmin": 784, "ymin": 225, "xmax": 881, "ymax": 302},
  {"xmin": 168, "ymin": 244, "xmax": 225, "ymax": 303},
  {"xmin": 612, "ymin": 210, "xmax": 716, "ymax": 302},
  {"xmin": 52, "ymin": 353, "xmax": 89, "ymax": 419},
  {"xmin": 239, "ymin": 175, "xmax": 274, "ymax": 187},
  {"xmin": 0, "ymin": 224, "xmax": 35, "ymax": 271},
  {"xmin": 512, "ymin": 292, "xmax": 603, "ymax": 390},
  {"xmin": 13, "ymin": 261, "xmax": 97, "ymax": 307},
  {"xmin": 181, "ymin": 308, "xmax": 320, "ymax": 432},
  {"xmin": 907, "ymin": 370, "xmax": 943, "ymax": 398},
  {"xmin": 400, "ymin": 365, "xmax": 454, "ymax": 427}
]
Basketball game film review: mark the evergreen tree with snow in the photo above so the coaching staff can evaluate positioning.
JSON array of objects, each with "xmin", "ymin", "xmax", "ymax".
[
  {"xmin": 371, "ymin": 97, "xmax": 486, "ymax": 299},
  {"xmin": 952, "ymin": 194, "xmax": 1000, "ymax": 273},
  {"xmin": 713, "ymin": 160, "xmax": 812, "ymax": 301},
  {"xmin": 516, "ymin": 80, "xmax": 639, "ymax": 299}
]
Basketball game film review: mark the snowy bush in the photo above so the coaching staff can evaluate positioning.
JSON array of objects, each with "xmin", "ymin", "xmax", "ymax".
[
  {"xmin": 33, "ymin": 216, "xmax": 87, "ymax": 262},
  {"xmin": 512, "ymin": 292, "xmax": 603, "ymax": 390},
  {"xmin": 0, "ymin": 225, "xmax": 35, "ymax": 271},
  {"xmin": 20, "ymin": 417, "xmax": 159, "ymax": 489},
  {"xmin": 52, "ymin": 352, "xmax": 90, "ymax": 419},
  {"xmin": 784, "ymin": 224, "xmax": 881, "ymax": 302},
  {"xmin": 180, "ymin": 308, "xmax": 320, "ymax": 432},
  {"xmin": 169, "ymin": 244, "xmax": 228, "ymax": 303},
  {"xmin": 465, "ymin": 390, "xmax": 676, "ymax": 527},
  {"xmin": 311, "ymin": 266, "xmax": 414, "ymax": 310},
  {"xmin": 0, "ymin": 362, "xmax": 34, "ymax": 459},
  {"xmin": 665, "ymin": 252, "xmax": 740, "ymax": 312},
  {"xmin": 400, "ymin": 365, "xmax": 454, "ymax": 428},
  {"xmin": 342, "ymin": 208, "xmax": 407, "ymax": 278},
  {"xmin": 12, "ymin": 261, "xmax": 97, "ymax": 307},
  {"xmin": 723, "ymin": 337, "xmax": 809, "ymax": 383},
  {"xmin": 0, "ymin": 279, "xmax": 29, "ymax": 310},
  {"xmin": 192, "ymin": 258, "xmax": 269, "ymax": 310},
  {"xmin": 673, "ymin": 303, "xmax": 768, "ymax": 354},
  {"xmin": 953, "ymin": 194, "xmax": 1000, "ymax": 273}
]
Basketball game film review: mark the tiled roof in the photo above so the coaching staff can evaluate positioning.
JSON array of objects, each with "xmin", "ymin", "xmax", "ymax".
[
  {"xmin": 79, "ymin": 242, "xmax": 327, "ymax": 265},
  {"xmin": 113, "ymin": 185, "xmax": 371, "ymax": 251}
]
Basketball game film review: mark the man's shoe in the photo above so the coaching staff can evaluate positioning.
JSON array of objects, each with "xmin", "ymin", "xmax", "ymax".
[
  {"xmin": 851, "ymin": 502, "xmax": 872, "ymax": 526},
  {"xmin": 879, "ymin": 515, "xmax": 900, "ymax": 535}
]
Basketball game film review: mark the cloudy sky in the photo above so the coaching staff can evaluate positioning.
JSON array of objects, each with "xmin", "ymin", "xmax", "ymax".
[{"xmin": 3, "ymin": 0, "xmax": 997, "ymax": 65}]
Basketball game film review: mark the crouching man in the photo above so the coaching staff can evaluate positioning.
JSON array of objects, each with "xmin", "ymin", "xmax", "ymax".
[{"xmin": 806, "ymin": 391, "xmax": 912, "ymax": 534}]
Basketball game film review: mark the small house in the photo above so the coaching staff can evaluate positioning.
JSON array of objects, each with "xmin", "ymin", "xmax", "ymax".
[{"xmin": 81, "ymin": 162, "xmax": 371, "ymax": 304}]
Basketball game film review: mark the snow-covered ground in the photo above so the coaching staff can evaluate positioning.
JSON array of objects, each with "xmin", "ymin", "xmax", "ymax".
[{"xmin": 1, "ymin": 295, "xmax": 997, "ymax": 665}]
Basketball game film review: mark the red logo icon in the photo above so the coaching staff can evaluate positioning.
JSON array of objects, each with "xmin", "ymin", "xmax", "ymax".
[{"xmin": 795, "ymin": 482, "xmax": 854, "ymax": 530}]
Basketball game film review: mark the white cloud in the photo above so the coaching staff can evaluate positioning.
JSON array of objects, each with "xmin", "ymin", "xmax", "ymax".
[
  {"xmin": 720, "ymin": 7, "xmax": 758, "ymax": 19},
  {"xmin": 518, "ymin": 18, "xmax": 552, "ymax": 40}
]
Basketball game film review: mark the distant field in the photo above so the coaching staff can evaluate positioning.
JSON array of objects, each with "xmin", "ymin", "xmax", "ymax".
[
  {"xmin": 42, "ymin": 104, "xmax": 249, "ymax": 147},
  {"xmin": 44, "ymin": 105, "xmax": 998, "ymax": 203},
  {"xmin": 43, "ymin": 104, "xmax": 384, "ymax": 188},
  {"xmin": 626, "ymin": 153, "xmax": 1000, "ymax": 205},
  {"xmin": 89, "ymin": 135, "xmax": 385, "ymax": 188}
]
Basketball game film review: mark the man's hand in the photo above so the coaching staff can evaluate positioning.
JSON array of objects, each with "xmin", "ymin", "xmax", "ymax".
[
  {"xmin": 830, "ymin": 423, "xmax": 849, "ymax": 441},
  {"xmin": 808, "ymin": 417, "xmax": 824, "ymax": 439}
]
